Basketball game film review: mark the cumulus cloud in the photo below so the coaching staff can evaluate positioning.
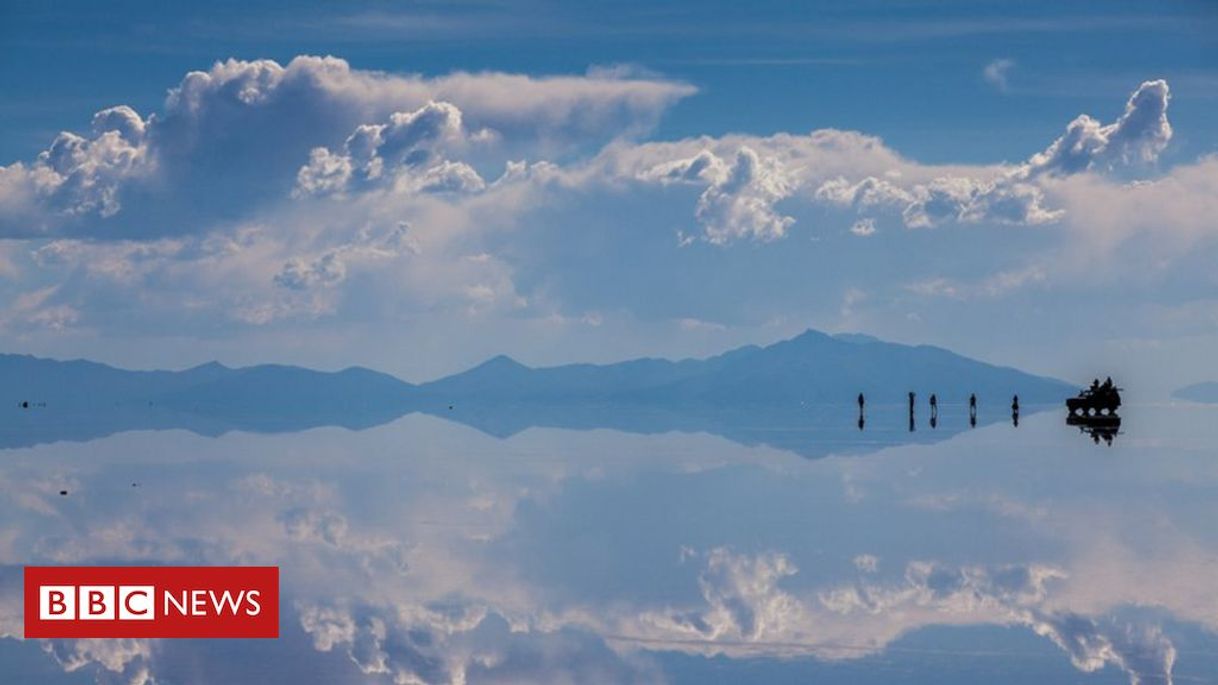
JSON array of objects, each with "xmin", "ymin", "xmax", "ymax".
[
  {"xmin": 635, "ymin": 146, "xmax": 798, "ymax": 243},
  {"xmin": 0, "ymin": 62, "xmax": 1206, "ymax": 349},
  {"xmin": 636, "ymin": 149, "xmax": 730, "ymax": 186},
  {"xmin": 816, "ymin": 173, "xmax": 1062, "ymax": 228},
  {"xmin": 694, "ymin": 147, "xmax": 795, "ymax": 244},
  {"xmin": 1025, "ymin": 80, "xmax": 1172, "ymax": 177},
  {"xmin": 628, "ymin": 83, "xmax": 1173, "ymax": 242},
  {"xmin": 0, "ymin": 106, "xmax": 152, "ymax": 235},
  {"xmin": 0, "ymin": 56, "xmax": 693, "ymax": 238},
  {"xmin": 294, "ymin": 101, "xmax": 488, "ymax": 198},
  {"xmin": 811, "ymin": 80, "xmax": 1172, "ymax": 230}
]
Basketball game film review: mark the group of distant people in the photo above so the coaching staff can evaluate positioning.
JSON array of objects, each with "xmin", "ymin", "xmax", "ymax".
[
  {"xmin": 1088, "ymin": 377, "xmax": 1116, "ymax": 394},
  {"xmin": 856, "ymin": 392, "xmax": 1015, "ymax": 413},
  {"xmin": 856, "ymin": 391, "xmax": 1020, "ymax": 430}
]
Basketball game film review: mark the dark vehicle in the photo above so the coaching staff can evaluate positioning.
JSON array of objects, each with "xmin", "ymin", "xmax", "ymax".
[{"xmin": 1066, "ymin": 378, "xmax": 1121, "ymax": 416}]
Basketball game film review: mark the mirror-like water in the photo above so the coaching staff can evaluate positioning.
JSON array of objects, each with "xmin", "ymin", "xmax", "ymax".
[{"xmin": 2, "ymin": 403, "xmax": 1215, "ymax": 684}]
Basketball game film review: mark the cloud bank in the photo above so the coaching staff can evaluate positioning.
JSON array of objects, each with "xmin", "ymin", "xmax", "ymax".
[{"xmin": 0, "ymin": 56, "xmax": 1213, "ymax": 378}]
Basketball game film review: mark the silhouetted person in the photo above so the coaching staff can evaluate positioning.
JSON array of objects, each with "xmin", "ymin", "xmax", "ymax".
[
  {"xmin": 968, "ymin": 393, "xmax": 977, "ymax": 427},
  {"xmin": 1090, "ymin": 378, "xmax": 1100, "ymax": 393},
  {"xmin": 1012, "ymin": 394, "xmax": 1020, "ymax": 427},
  {"xmin": 858, "ymin": 393, "xmax": 865, "ymax": 411},
  {"xmin": 929, "ymin": 394, "xmax": 938, "ymax": 419},
  {"xmin": 908, "ymin": 392, "xmax": 915, "ymax": 413}
]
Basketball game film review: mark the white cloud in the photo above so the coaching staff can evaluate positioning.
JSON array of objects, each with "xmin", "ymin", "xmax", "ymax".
[
  {"xmin": 637, "ymin": 149, "xmax": 730, "ymax": 186},
  {"xmin": 695, "ymin": 147, "xmax": 795, "ymax": 244},
  {"xmin": 0, "ymin": 108, "xmax": 152, "ymax": 235},
  {"xmin": 904, "ymin": 265, "xmax": 1048, "ymax": 301},
  {"xmin": 812, "ymin": 80, "xmax": 1172, "ymax": 230},
  {"xmin": 294, "ymin": 101, "xmax": 488, "ymax": 198},
  {"xmin": 1024, "ymin": 79, "xmax": 1172, "ymax": 177},
  {"xmin": 0, "ymin": 56, "xmax": 693, "ymax": 239},
  {"xmin": 983, "ymin": 58, "xmax": 1016, "ymax": 92},
  {"xmin": 0, "ymin": 61, "xmax": 1211, "ymax": 361}
]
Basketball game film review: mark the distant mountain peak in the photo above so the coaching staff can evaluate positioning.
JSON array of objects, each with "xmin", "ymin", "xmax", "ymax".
[{"xmin": 478, "ymin": 354, "xmax": 529, "ymax": 370}]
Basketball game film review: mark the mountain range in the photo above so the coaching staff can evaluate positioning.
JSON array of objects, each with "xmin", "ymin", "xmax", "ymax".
[
  {"xmin": 1172, "ymin": 382, "xmax": 1218, "ymax": 403},
  {"xmin": 3, "ymin": 329, "xmax": 1076, "ymax": 454}
]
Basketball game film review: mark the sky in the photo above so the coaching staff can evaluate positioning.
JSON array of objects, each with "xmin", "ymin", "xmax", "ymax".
[{"xmin": 1, "ymin": 0, "xmax": 1217, "ymax": 394}]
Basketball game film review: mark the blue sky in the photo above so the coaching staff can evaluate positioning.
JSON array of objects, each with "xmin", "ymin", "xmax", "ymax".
[{"xmin": 1, "ymin": 0, "xmax": 1216, "ymax": 392}]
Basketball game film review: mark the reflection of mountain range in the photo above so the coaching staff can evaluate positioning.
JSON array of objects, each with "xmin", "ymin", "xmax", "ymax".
[
  {"xmin": 1173, "ymin": 382, "xmax": 1218, "ymax": 404},
  {"xmin": 2, "ymin": 329, "xmax": 1073, "ymax": 456}
]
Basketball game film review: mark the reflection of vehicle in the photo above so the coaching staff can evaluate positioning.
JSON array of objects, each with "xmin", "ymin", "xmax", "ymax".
[
  {"xmin": 1066, "ymin": 383, "xmax": 1121, "ymax": 415},
  {"xmin": 1067, "ymin": 413, "xmax": 1120, "ymax": 446}
]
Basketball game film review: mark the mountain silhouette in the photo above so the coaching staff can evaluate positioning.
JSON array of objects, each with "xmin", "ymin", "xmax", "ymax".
[
  {"xmin": 416, "ymin": 329, "xmax": 1072, "ymax": 406},
  {"xmin": 1172, "ymin": 381, "xmax": 1218, "ymax": 403},
  {"xmin": 2, "ymin": 329, "xmax": 1074, "ymax": 455}
]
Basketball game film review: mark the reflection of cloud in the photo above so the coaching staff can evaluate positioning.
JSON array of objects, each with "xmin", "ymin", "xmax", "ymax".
[
  {"xmin": 0, "ymin": 417, "xmax": 1205, "ymax": 685},
  {"xmin": 852, "ymin": 554, "xmax": 878, "ymax": 573},
  {"xmin": 42, "ymin": 638, "xmax": 154, "ymax": 679},
  {"xmin": 298, "ymin": 602, "xmax": 664, "ymax": 684},
  {"xmin": 1032, "ymin": 616, "xmax": 1175, "ymax": 685},
  {"xmin": 848, "ymin": 217, "xmax": 876, "ymax": 236},
  {"xmin": 618, "ymin": 549, "xmax": 1175, "ymax": 685}
]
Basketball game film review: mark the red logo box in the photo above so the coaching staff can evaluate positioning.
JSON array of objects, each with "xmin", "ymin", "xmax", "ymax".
[{"xmin": 24, "ymin": 566, "xmax": 279, "ymax": 638}]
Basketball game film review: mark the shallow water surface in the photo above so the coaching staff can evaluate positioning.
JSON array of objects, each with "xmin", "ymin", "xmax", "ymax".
[{"xmin": 1, "ymin": 403, "xmax": 1216, "ymax": 684}]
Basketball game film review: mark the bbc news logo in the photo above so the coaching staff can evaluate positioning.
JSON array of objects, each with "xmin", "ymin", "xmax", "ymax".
[{"xmin": 24, "ymin": 566, "xmax": 278, "ymax": 638}]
